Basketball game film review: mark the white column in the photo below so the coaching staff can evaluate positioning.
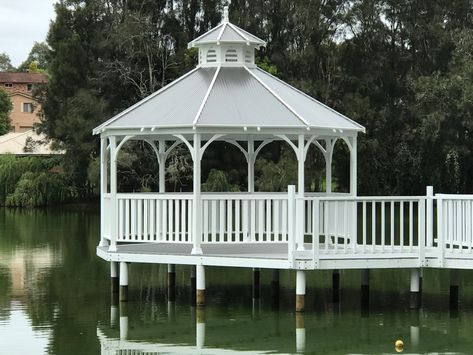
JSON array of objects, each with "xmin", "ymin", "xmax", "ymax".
[
  {"xmin": 119, "ymin": 262, "xmax": 129, "ymax": 302},
  {"xmin": 196, "ymin": 264, "xmax": 205, "ymax": 306},
  {"xmin": 410, "ymin": 268, "xmax": 420, "ymax": 293},
  {"xmin": 325, "ymin": 139, "xmax": 333, "ymax": 193},
  {"xmin": 109, "ymin": 135, "xmax": 118, "ymax": 252},
  {"xmin": 99, "ymin": 137, "xmax": 109, "ymax": 246},
  {"xmin": 349, "ymin": 135, "xmax": 357, "ymax": 196},
  {"xmin": 296, "ymin": 270, "xmax": 306, "ymax": 312},
  {"xmin": 192, "ymin": 133, "xmax": 202, "ymax": 254},
  {"xmin": 248, "ymin": 139, "xmax": 255, "ymax": 192},
  {"xmin": 426, "ymin": 186, "xmax": 434, "ymax": 247},
  {"xmin": 159, "ymin": 140, "xmax": 166, "ymax": 193},
  {"xmin": 296, "ymin": 134, "xmax": 305, "ymax": 251}
]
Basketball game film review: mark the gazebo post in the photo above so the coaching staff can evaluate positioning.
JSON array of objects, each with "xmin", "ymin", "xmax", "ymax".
[
  {"xmin": 109, "ymin": 135, "xmax": 118, "ymax": 252},
  {"xmin": 247, "ymin": 139, "xmax": 255, "ymax": 193},
  {"xmin": 325, "ymin": 139, "xmax": 333, "ymax": 193},
  {"xmin": 158, "ymin": 140, "xmax": 166, "ymax": 193},
  {"xmin": 296, "ymin": 134, "xmax": 305, "ymax": 251},
  {"xmin": 192, "ymin": 133, "xmax": 203, "ymax": 255},
  {"xmin": 350, "ymin": 135, "xmax": 357, "ymax": 196},
  {"xmin": 99, "ymin": 137, "xmax": 109, "ymax": 247}
]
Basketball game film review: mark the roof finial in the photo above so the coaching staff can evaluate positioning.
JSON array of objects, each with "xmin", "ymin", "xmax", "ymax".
[{"xmin": 223, "ymin": 5, "xmax": 229, "ymax": 23}]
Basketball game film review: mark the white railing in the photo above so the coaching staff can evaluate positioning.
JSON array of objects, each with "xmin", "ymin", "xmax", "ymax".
[
  {"xmin": 105, "ymin": 189, "xmax": 473, "ymax": 268},
  {"xmin": 116, "ymin": 193, "xmax": 193, "ymax": 243},
  {"xmin": 308, "ymin": 196, "xmax": 426, "ymax": 260},
  {"xmin": 437, "ymin": 194, "xmax": 473, "ymax": 257},
  {"xmin": 201, "ymin": 193, "xmax": 289, "ymax": 243}
]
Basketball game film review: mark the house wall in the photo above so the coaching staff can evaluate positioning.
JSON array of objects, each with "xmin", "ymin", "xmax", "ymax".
[{"xmin": 9, "ymin": 93, "xmax": 41, "ymax": 132}]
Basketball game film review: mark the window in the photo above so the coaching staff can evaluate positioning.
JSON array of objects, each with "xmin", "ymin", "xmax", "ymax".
[
  {"xmin": 27, "ymin": 84, "xmax": 32, "ymax": 91},
  {"xmin": 206, "ymin": 48, "xmax": 217, "ymax": 63},
  {"xmin": 22, "ymin": 103, "xmax": 33, "ymax": 113},
  {"xmin": 4, "ymin": 83, "xmax": 12, "ymax": 88},
  {"xmin": 225, "ymin": 48, "xmax": 238, "ymax": 62}
]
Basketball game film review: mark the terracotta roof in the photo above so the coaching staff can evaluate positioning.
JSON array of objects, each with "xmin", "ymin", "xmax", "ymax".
[{"xmin": 0, "ymin": 72, "xmax": 47, "ymax": 84}]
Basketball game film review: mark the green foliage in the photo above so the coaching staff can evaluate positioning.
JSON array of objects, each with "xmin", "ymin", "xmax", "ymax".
[
  {"xmin": 0, "ymin": 52, "xmax": 15, "ymax": 72},
  {"xmin": 34, "ymin": 0, "xmax": 473, "ymax": 197},
  {"xmin": 202, "ymin": 169, "xmax": 240, "ymax": 192},
  {"xmin": 0, "ymin": 155, "xmax": 74, "ymax": 207},
  {"xmin": 18, "ymin": 42, "xmax": 50, "ymax": 72},
  {"xmin": 0, "ymin": 88, "xmax": 12, "ymax": 135}
]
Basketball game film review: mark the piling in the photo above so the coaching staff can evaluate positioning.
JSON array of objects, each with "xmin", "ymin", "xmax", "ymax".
[
  {"xmin": 296, "ymin": 270, "xmax": 306, "ymax": 312},
  {"xmin": 361, "ymin": 269, "xmax": 369, "ymax": 306},
  {"xmin": 119, "ymin": 302, "xmax": 128, "ymax": 340},
  {"xmin": 253, "ymin": 268, "xmax": 261, "ymax": 299},
  {"xmin": 168, "ymin": 264, "xmax": 176, "ymax": 302},
  {"xmin": 196, "ymin": 306, "xmax": 206, "ymax": 349},
  {"xmin": 190, "ymin": 266, "xmax": 196, "ymax": 305},
  {"xmin": 410, "ymin": 268, "xmax": 421, "ymax": 309},
  {"xmin": 119, "ymin": 262, "xmax": 129, "ymax": 302},
  {"xmin": 450, "ymin": 269, "xmax": 459, "ymax": 308},
  {"xmin": 196, "ymin": 264, "xmax": 205, "ymax": 306},
  {"xmin": 332, "ymin": 269, "xmax": 340, "ymax": 303},
  {"xmin": 111, "ymin": 261, "xmax": 119, "ymax": 293}
]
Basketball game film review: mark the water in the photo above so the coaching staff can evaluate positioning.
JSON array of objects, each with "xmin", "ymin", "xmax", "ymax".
[{"xmin": 1, "ymin": 207, "xmax": 473, "ymax": 354}]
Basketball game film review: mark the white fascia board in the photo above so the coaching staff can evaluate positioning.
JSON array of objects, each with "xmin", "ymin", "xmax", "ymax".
[
  {"xmin": 92, "ymin": 67, "xmax": 201, "ymax": 135},
  {"xmin": 254, "ymin": 67, "xmax": 366, "ymax": 133}
]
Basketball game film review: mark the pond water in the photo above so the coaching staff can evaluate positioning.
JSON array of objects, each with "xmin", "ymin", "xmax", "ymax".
[{"xmin": 1, "ymin": 207, "xmax": 473, "ymax": 354}]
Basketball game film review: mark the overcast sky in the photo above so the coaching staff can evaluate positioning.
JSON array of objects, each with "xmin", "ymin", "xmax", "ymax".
[{"xmin": 0, "ymin": 0, "xmax": 57, "ymax": 67}]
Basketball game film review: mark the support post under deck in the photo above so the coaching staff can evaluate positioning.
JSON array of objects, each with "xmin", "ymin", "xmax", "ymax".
[
  {"xmin": 196, "ymin": 264, "xmax": 205, "ymax": 306},
  {"xmin": 450, "ymin": 269, "xmax": 459, "ymax": 307},
  {"xmin": 296, "ymin": 270, "xmax": 306, "ymax": 312},
  {"xmin": 410, "ymin": 268, "xmax": 421, "ymax": 309},
  {"xmin": 111, "ymin": 261, "xmax": 119, "ymax": 294},
  {"xmin": 168, "ymin": 264, "xmax": 176, "ymax": 302},
  {"xmin": 119, "ymin": 262, "xmax": 128, "ymax": 302}
]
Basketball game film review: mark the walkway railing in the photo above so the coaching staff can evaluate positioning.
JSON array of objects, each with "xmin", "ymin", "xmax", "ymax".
[{"xmin": 102, "ymin": 188, "xmax": 473, "ymax": 267}]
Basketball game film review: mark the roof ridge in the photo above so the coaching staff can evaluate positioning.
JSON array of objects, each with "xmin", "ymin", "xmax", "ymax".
[
  {"xmin": 243, "ymin": 66, "xmax": 310, "ymax": 127},
  {"xmin": 254, "ymin": 67, "xmax": 365, "ymax": 132},
  {"xmin": 192, "ymin": 66, "xmax": 221, "ymax": 126}
]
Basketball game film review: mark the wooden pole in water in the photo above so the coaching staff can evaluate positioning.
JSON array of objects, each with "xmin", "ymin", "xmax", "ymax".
[
  {"xmin": 253, "ymin": 268, "xmax": 261, "ymax": 299},
  {"xmin": 196, "ymin": 264, "xmax": 205, "ymax": 306},
  {"xmin": 410, "ymin": 268, "xmax": 421, "ymax": 309},
  {"xmin": 296, "ymin": 270, "xmax": 306, "ymax": 312},
  {"xmin": 111, "ymin": 261, "xmax": 119, "ymax": 293},
  {"xmin": 361, "ymin": 269, "xmax": 369, "ymax": 305},
  {"xmin": 190, "ymin": 265, "xmax": 196, "ymax": 304},
  {"xmin": 168, "ymin": 264, "xmax": 176, "ymax": 302},
  {"xmin": 332, "ymin": 269, "xmax": 340, "ymax": 303},
  {"xmin": 119, "ymin": 262, "xmax": 128, "ymax": 302},
  {"xmin": 450, "ymin": 269, "xmax": 459, "ymax": 307}
]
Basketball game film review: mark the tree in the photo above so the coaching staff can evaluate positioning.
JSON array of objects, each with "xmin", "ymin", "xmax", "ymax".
[
  {"xmin": 0, "ymin": 88, "xmax": 12, "ymax": 135},
  {"xmin": 0, "ymin": 52, "xmax": 15, "ymax": 72},
  {"xmin": 18, "ymin": 42, "xmax": 50, "ymax": 72}
]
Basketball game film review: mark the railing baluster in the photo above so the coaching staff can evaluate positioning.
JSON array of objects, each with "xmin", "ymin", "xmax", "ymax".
[
  {"xmin": 372, "ymin": 201, "xmax": 376, "ymax": 252},
  {"xmin": 344, "ymin": 201, "xmax": 348, "ymax": 253},
  {"xmin": 400, "ymin": 201, "xmax": 404, "ymax": 251},
  {"xmin": 188, "ymin": 199, "xmax": 192, "ymax": 242},
  {"xmin": 258, "ymin": 200, "xmax": 264, "ymax": 242},
  {"xmin": 362, "ymin": 201, "xmax": 366, "ymax": 253},
  {"xmin": 162, "ymin": 199, "xmax": 167, "ymax": 241},
  {"xmin": 131, "ymin": 199, "xmax": 137, "ymax": 240},
  {"xmin": 243, "ymin": 200, "xmax": 249, "ymax": 241},
  {"xmin": 409, "ymin": 201, "xmax": 413, "ymax": 251},
  {"xmin": 227, "ymin": 200, "xmax": 233, "ymax": 243},
  {"xmin": 381, "ymin": 201, "xmax": 385, "ymax": 251},
  {"xmin": 235, "ymin": 200, "xmax": 241, "ymax": 242},
  {"xmin": 125, "ymin": 199, "xmax": 130, "ymax": 241},
  {"xmin": 181, "ymin": 199, "xmax": 186, "ymax": 242},
  {"xmin": 250, "ymin": 200, "xmax": 256, "ymax": 242},
  {"xmin": 168, "ymin": 199, "xmax": 173, "ymax": 242},
  {"xmin": 274, "ymin": 200, "xmax": 280, "ymax": 242},
  {"xmin": 219, "ymin": 200, "xmax": 225, "ymax": 242},
  {"xmin": 266, "ymin": 199, "xmax": 272, "ymax": 242},
  {"xmin": 137, "ymin": 199, "xmax": 143, "ymax": 241},
  {"xmin": 469, "ymin": 200, "xmax": 472, "ymax": 253},
  {"xmin": 390, "ymin": 201, "xmax": 394, "ymax": 251},
  {"xmin": 143, "ymin": 199, "xmax": 149, "ymax": 241},
  {"xmin": 334, "ymin": 201, "xmax": 339, "ymax": 252},
  {"xmin": 150, "ymin": 199, "xmax": 155, "ymax": 241},
  {"xmin": 175, "ymin": 198, "xmax": 180, "ymax": 242},
  {"xmin": 282, "ymin": 200, "xmax": 287, "ymax": 241}
]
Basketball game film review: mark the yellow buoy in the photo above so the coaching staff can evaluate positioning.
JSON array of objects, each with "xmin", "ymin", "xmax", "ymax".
[{"xmin": 395, "ymin": 339, "xmax": 404, "ymax": 352}]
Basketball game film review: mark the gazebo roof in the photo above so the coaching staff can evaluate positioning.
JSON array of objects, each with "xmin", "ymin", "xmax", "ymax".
[{"xmin": 93, "ymin": 8, "xmax": 364, "ymax": 136}]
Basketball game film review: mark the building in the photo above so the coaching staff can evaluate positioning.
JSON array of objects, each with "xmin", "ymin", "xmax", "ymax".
[{"xmin": 0, "ymin": 72, "xmax": 47, "ymax": 132}]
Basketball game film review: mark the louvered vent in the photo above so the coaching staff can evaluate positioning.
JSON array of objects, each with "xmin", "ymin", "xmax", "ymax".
[
  {"xmin": 245, "ymin": 49, "xmax": 252, "ymax": 63},
  {"xmin": 206, "ymin": 49, "xmax": 217, "ymax": 63},
  {"xmin": 225, "ymin": 48, "xmax": 238, "ymax": 62}
]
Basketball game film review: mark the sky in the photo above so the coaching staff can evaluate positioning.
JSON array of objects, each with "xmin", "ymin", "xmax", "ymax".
[{"xmin": 0, "ymin": 0, "xmax": 57, "ymax": 67}]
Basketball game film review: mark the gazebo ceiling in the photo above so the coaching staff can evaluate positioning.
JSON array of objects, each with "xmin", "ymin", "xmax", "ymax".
[{"xmin": 93, "ymin": 7, "xmax": 364, "ymax": 136}]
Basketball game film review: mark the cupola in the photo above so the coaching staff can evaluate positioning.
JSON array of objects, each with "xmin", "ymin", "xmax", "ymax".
[{"xmin": 187, "ymin": 6, "xmax": 266, "ymax": 68}]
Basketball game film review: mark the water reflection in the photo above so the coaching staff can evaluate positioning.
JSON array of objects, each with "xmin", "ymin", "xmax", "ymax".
[{"xmin": 1, "ymin": 207, "xmax": 473, "ymax": 354}]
